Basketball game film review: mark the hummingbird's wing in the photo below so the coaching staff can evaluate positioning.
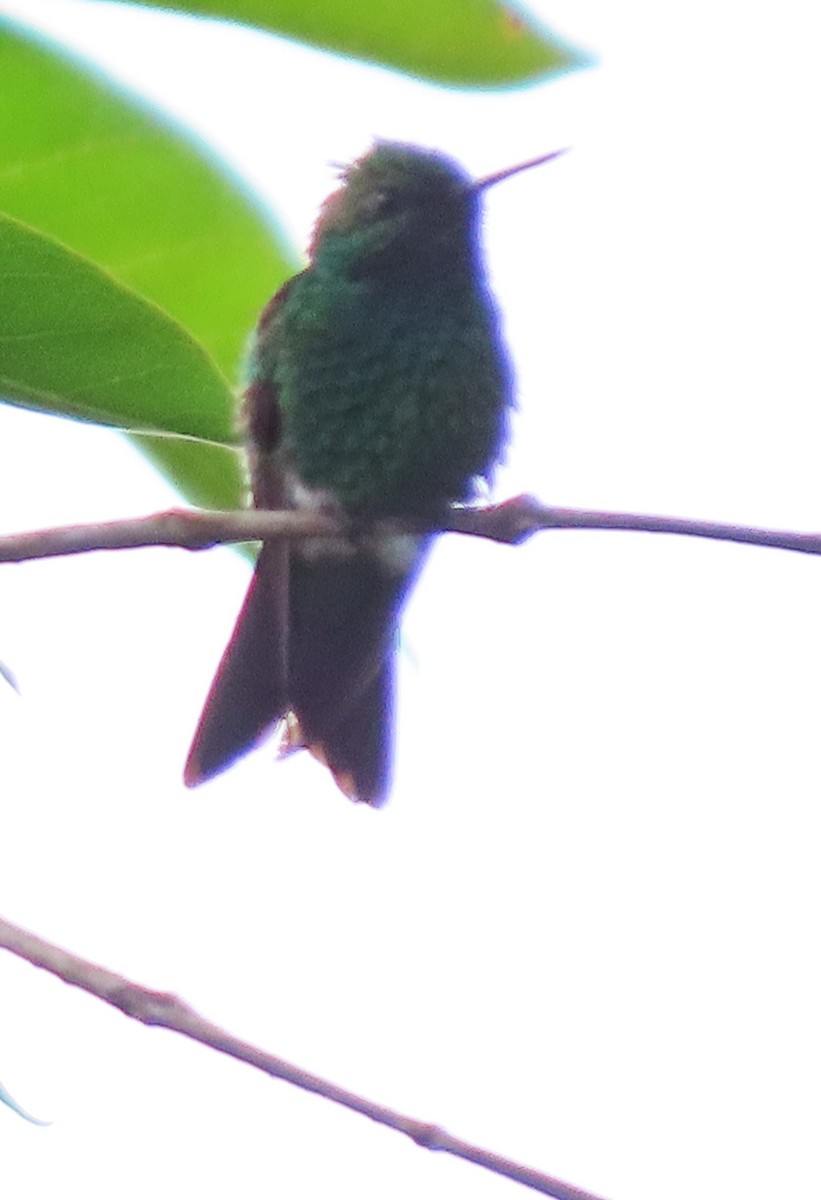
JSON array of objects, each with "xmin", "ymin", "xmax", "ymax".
[{"xmin": 183, "ymin": 283, "xmax": 295, "ymax": 788}]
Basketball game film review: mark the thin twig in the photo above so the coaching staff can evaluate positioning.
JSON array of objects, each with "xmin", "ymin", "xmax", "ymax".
[
  {"xmin": 1, "ymin": 495, "xmax": 821, "ymax": 563},
  {"xmin": 0, "ymin": 915, "xmax": 610, "ymax": 1200}
]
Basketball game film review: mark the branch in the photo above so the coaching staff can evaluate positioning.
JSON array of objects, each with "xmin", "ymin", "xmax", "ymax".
[
  {"xmin": 2, "ymin": 496, "xmax": 821, "ymax": 563},
  {"xmin": 0, "ymin": 915, "xmax": 609, "ymax": 1200}
]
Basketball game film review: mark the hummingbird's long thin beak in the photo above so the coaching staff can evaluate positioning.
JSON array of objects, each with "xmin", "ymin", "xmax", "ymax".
[{"xmin": 475, "ymin": 148, "xmax": 569, "ymax": 191}]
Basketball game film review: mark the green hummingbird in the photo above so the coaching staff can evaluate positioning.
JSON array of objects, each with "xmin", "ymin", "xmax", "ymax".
[{"xmin": 184, "ymin": 141, "xmax": 562, "ymax": 806}]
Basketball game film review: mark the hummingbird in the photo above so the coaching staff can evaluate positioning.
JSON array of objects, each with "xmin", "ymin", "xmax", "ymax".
[{"xmin": 184, "ymin": 141, "xmax": 562, "ymax": 806}]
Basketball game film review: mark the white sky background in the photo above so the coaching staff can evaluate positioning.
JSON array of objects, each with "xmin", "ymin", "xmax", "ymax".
[{"xmin": 1, "ymin": 1, "xmax": 820, "ymax": 1198}]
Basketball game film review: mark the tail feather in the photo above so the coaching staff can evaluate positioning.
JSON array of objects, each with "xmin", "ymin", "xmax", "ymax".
[
  {"xmin": 283, "ymin": 550, "xmax": 414, "ymax": 805},
  {"xmin": 288, "ymin": 637, "xmax": 396, "ymax": 807},
  {"xmin": 185, "ymin": 537, "xmax": 427, "ymax": 803},
  {"xmin": 322, "ymin": 655, "xmax": 395, "ymax": 807},
  {"xmin": 184, "ymin": 542, "xmax": 289, "ymax": 786}
]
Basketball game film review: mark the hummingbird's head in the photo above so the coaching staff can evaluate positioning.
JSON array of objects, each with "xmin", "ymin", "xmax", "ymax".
[
  {"xmin": 309, "ymin": 141, "xmax": 567, "ymax": 283},
  {"xmin": 309, "ymin": 142, "xmax": 479, "ymax": 281}
]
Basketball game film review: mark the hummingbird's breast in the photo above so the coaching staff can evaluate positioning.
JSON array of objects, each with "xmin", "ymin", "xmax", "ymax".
[{"xmin": 271, "ymin": 268, "xmax": 513, "ymax": 517}]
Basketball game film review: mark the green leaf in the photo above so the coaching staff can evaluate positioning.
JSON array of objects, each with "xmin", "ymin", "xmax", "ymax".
[
  {"xmin": 93, "ymin": 0, "xmax": 585, "ymax": 87},
  {"xmin": 0, "ymin": 214, "xmax": 236, "ymax": 442},
  {"xmin": 0, "ymin": 1076, "xmax": 49, "ymax": 1125},
  {"xmin": 0, "ymin": 22, "xmax": 292, "ymax": 383},
  {"xmin": 134, "ymin": 433, "xmax": 245, "ymax": 512},
  {"xmin": 0, "ymin": 21, "xmax": 294, "ymax": 510}
]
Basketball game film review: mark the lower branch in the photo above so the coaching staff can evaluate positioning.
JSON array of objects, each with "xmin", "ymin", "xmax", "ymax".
[{"xmin": 0, "ymin": 915, "xmax": 609, "ymax": 1200}]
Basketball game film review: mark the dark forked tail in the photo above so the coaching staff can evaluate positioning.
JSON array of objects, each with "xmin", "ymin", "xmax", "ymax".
[{"xmin": 184, "ymin": 539, "xmax": 428, "ymax": 805}]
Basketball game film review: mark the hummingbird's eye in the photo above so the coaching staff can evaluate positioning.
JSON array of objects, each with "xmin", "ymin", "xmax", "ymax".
[{"xmin": 363, "ymin": 189, "xmax": 402, "ymax": 220}]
